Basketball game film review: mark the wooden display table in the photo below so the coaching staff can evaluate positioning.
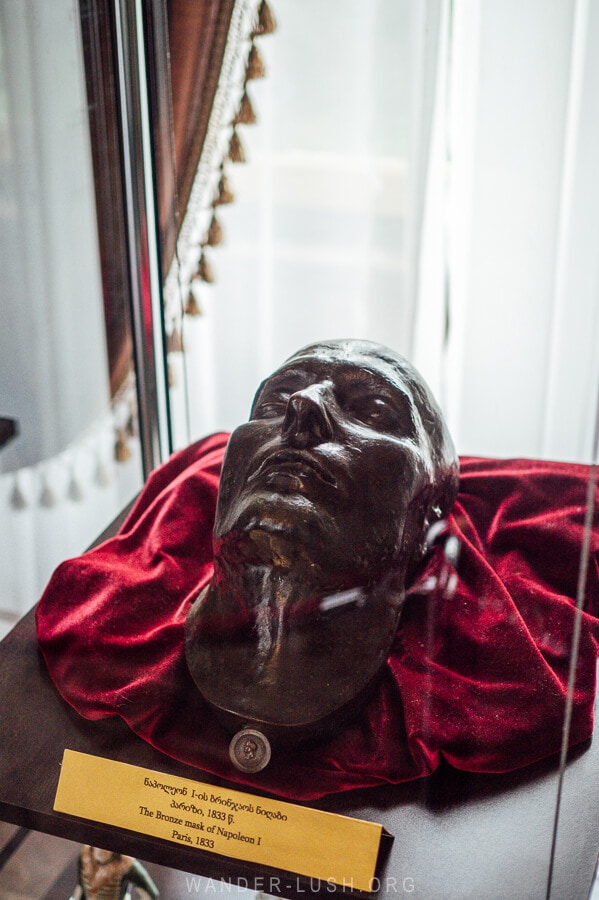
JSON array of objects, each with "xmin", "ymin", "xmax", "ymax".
[{"xmin": 1, "ymin": 583, "xmax": 598, "ymax": 897}]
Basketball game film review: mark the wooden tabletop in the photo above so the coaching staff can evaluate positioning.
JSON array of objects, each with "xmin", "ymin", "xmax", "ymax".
[{"xmin": 1, "ymin": 604, "xmax": 598, "ymax": 898}]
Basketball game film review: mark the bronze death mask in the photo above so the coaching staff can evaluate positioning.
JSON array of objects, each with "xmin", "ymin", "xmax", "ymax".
[{"xmin": 185, "ymin": 339, "xmax": 459, "ymax": 771}]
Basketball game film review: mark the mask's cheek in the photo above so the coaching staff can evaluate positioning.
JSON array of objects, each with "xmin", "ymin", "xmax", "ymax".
[
  {"xmin": 214, "ymin": 435, "xmax": 254, "ymax": 534},
  {"xmin": 216, "ymin": 423, "xmax": 305, "ymax": 541},
  {"xmin": 371, "ymin": 449, "xmax": 435, "ymax": 568},
  {"xmin": 397, "ymin": 483, "xmax": 438, "ymax": 580},
  {"xmin": 217, "ymin": 424, "xmax": 269, "ymax": 496}
]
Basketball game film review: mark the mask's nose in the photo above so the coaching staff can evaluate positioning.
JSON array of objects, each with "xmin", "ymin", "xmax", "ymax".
[{"xmin": 282, "ymin": 384, "xmax": 334, "ymax": 448}]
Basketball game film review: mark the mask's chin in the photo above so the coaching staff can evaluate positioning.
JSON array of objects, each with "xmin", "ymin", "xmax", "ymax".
[{"xmin": 213, "ymin": 486, "xmax": 342, "ymax": 566}]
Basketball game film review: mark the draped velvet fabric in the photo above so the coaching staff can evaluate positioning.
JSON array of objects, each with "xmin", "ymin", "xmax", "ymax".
[{"xmin": 36, "ymin": 434, "xmax": 599, "ymax": 800}]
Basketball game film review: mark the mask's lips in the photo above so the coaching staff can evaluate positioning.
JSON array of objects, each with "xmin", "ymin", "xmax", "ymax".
[{"xmin": 248, "ymin": 449, "xmax": 337, "ymax": 488}]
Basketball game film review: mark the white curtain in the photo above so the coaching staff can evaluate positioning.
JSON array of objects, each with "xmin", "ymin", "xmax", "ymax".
[
  {"xmin": 0, "ymin": 1, "xmax": 142, "ymax": 628},
  {"xmin": 172, "ymin": 0, "xmax": 444, "ymax": 442},
  {"xmin": 0, "ymin": 0, "xmax": 109, "ymax": 470},
  {"xmin": 413, "ymin": 0, "xmax": 599, "ymax": 462},
  {"xmin": 174, "ymin": 0, "xmax": 599, "ymax": 467}
]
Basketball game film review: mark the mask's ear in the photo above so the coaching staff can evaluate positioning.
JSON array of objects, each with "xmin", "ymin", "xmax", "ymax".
[
  {"xmin": 398, "ymin": 488, "xmax": 436, "ymax": 580},
  {"xmin": 405, "ymin": 466, "xmax": 459, "ymax": 579},
  {"xmin": 415, "ymin": 503, "xmax": 442, "ymax": 568},
  {"xmin": 432, "ymin": 461, "xmax": 460, "ymax": 520}
]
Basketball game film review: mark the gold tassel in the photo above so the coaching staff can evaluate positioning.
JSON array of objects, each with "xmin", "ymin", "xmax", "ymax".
[
  {"xmin": 9, "ymin": 478, "xmax": 28, "ymax": 510},
  {"xmin": 39, "ymin": 476, "xmax": 58, "ymax": 508},
  {"xmin": 206, "ymin": 214, "xmax": 224, "ymax": 247},
  {"xmin": 215, "ymin": 173, "xmax": 234, "ymax": 205},
  {"xmin": 167, "ymin": 327, "xmax": 183, "ymax": 353},
  {"xmin": 115, "ymin": 431, "xmax": 132, "ymax": 463},
  {"xmin": 94, "ymin": 457, "xmax": 112, "ymax": 488},
  {"xmin": 67, "ymin": 471, "xmax": 84, "ymax": 502},
  {"xmin": 246, "ymin": 43, "xmax": 266, "ymax": 80},
  {"xmin": 125, "ymin": 412, "xmax": 137, "ymax": 437},
  {"xmin": 252, "ymin": 0, "xmax": 277, "ymax": 36},
  {"xmin": 184, "ymin": 287, "xmax": 202, "ymax": 317},
  {"xmin": 195, "ymin": 253, "xmax": 215, "ymax": 284},
  {"xmin": 233, "ymin": 90, "xmax": 257, "ymax": 125},
  {"xmin": 228, "ymin": 127, "xmax": 246, "ymax": 163}
]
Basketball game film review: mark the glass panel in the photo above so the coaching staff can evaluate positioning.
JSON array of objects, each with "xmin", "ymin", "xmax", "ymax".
[
  {"xmin": 163, "ymin": 0, "xmax": 428, "ymax": 446},
  {"xmin": 155, "ymin": 2, "xmax": 599, "ymax": 897},
  {"xmin": 0, "ymin": 0, "xmax": 143, "ymax": 636}
]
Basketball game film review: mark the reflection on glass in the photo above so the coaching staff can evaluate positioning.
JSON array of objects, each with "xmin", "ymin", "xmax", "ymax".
[
  {"xmin": 164, "ymin": 0, "xmax": 599, "ymax": 466},
  {"xmin": 164, "ymin": 0, "xmax": 425, "ymax": 447},
  {"xmin": 156, "ymin": 2, "xmax": 599, "ymax": 896},
  {"xmin": 0, "ymin": 1, "xmax": 142, "ymax": 634}
]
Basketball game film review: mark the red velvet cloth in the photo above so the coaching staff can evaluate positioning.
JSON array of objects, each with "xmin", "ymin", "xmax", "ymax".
[{"xmin": 36, "ymin": 434, "xmax": 599, "ymax": 800}]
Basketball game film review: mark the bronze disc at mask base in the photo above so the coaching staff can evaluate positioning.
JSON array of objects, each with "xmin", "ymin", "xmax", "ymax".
[
  {"xmin": 185, "ymin": 339, "xmax": 459, "ymax": 769},
  {"xmin": 229, "ymin": 728, "xmax": 272, "ymax": 773}
]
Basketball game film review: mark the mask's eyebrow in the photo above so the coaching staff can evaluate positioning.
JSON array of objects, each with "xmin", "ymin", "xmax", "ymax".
[
  {"xmin": 258, "ymin": 367, "xmax": 311, "ymax": 393},
  {"xmin": 269, "ymin": 365, "xmax": 311, "ymax": 384}
]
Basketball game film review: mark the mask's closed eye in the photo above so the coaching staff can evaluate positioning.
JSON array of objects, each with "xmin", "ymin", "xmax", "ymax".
[
  {"xmin": 340, "ymin": 389, "xmax": 415, "ymax": 435},
  {"xmin": 251, "ymin": 391, "xmax": 290, "ymax": 420},
  {"xmin": 346, "ymin": 395, "xmax": 396, "ymax": 428},
  {"xmin": 250, "ymin": 368, "xmax": 312, "ymax": 420}
]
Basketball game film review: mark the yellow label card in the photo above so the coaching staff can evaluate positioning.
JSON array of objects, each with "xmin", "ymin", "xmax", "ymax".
[{"xmin": 54, "ymin": 750, "xmax": 382, "ymax": 892}]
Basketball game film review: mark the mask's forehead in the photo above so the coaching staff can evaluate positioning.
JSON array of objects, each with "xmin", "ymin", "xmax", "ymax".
[{"xmin": 270, "ymin": 344, "xmax": 418, "ymax": 401}]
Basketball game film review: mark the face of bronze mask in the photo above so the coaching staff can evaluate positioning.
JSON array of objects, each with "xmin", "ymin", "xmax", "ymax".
[{"xmin": 185, "ymin": 340, "xmax": 459, "ymax": 764}]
